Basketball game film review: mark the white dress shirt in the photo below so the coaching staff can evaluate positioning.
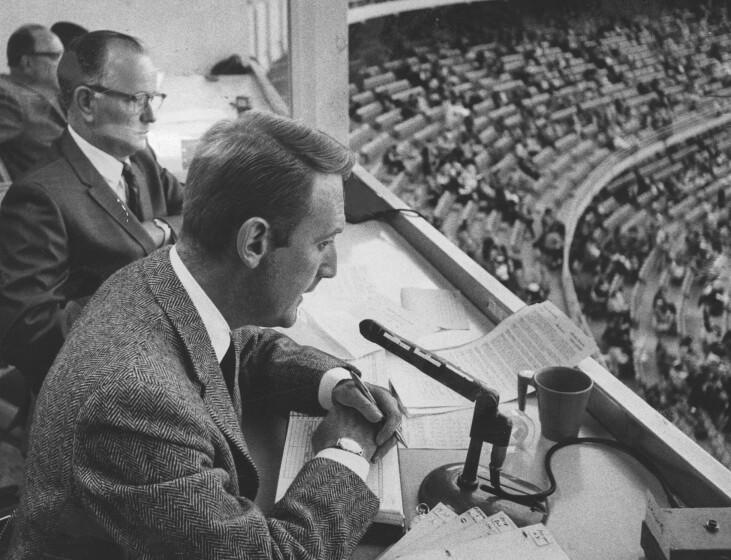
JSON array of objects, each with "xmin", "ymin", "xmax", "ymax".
[
  {"xmin": 169, "ymin": 245, "xmax": 368, "ymax": 481},
  {"xmin": 67, "ymin": 124, "xmax": 128, "ymax": 203}
]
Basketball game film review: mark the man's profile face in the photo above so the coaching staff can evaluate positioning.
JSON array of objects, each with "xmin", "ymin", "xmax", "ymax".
[
  {"xmin": 27, "ymin": 29, "xmax": 63, "ymax": 91},
  {"xmin": 254, "ymin": 172, "xmax": 345, "ymax": 328},
  {"xmin": 88, "ymin": 46, "xmax": 160, "ymax": 159}
]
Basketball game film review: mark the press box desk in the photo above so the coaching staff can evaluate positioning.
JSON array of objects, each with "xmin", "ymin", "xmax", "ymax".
[{"xmin": 242, "ymin": 208, "xmax": 697, "ymax": 560}]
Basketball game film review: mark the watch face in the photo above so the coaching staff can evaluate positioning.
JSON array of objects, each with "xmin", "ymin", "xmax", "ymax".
[{"xmin": 336, "ymin": 437, "xmax": 364, "ymax": 457}]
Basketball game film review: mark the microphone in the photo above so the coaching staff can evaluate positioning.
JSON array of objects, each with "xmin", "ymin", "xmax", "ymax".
[
  {"xmin": 360, "ymin": 318, "xmax": 547, "ymax": 526},
  {"xmin": 358, "ymin": 319, "xmax": 495, "ymax": 403}
]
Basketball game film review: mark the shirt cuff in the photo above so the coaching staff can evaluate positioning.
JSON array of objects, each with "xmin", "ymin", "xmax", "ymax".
[
  {"xmin": 318, "ymin": 367, "xmax": 352, "ymax": 410},
  {"xmin": 316, "ymin": 447, "xmax": 370, "ymax": 482}
]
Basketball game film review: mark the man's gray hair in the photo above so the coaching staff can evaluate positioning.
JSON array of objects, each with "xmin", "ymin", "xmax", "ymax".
[{"xmin": 57, "ymin": 30, "xmax": 144, "ymax": 110}]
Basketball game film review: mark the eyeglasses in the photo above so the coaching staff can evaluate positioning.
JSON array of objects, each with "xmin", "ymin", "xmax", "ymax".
[
  {"xmin": 82, "ymin": 83, "xmax": 167, "ymax": 113},
  {"xmin": 29, "ymin": 52, "xmax": 63, "ymax": 61}
]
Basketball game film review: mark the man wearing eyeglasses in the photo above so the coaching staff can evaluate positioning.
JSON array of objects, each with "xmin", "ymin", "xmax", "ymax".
[
  {"xmin": 0, "ymin": 24, "xmax": 65, "ymax": 180},
  {"xmin": 0, "ymin": 30, "xmax": 183, "ymax": 394}
]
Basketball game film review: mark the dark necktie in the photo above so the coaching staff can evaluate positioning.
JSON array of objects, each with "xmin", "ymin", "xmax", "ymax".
[
  {"xmin": 121, "ymin": 162, "xmax": 143, "ymax": 221},
  {"xmin": 222, "ymin": 340, "xmax": 243, "ymax": 417},
  {"xmin": 220, "ymin": 342, "xmax": 236, "ymax": 397}
]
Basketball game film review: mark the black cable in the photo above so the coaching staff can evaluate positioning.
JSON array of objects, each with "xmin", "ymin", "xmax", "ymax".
[
  {"xmin": 346, "ymin": 208, "xmax": 428, "ymax": 224},
  {"xmin": 486, "ymin": 437, "xmax": 681, "ymax": 509}
]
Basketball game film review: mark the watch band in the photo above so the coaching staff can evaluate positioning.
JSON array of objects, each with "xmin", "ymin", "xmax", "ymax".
[
  {"xmin": 334, "ymin": 437, "xmax": 364, "ymax": 457},
  {"xmin": 152, "ymin": 218, "xmax": 173, "ymax": 246}
]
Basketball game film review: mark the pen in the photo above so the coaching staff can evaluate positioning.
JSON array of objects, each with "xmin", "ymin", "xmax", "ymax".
[{"xmin": 349, "ymin": 370, "xmax": 408, "ymax": 448}]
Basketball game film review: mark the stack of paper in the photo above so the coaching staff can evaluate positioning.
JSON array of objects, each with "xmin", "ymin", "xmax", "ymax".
[
  {"xmin": 276, "ymin": 413, "xmax": 404, "ymax": 527},
  {"xmin": 378, "ymin": 503, "xmax": 571, "ymax": 560},
  {"xmin": 388, "ymin": 301, "xmax": 599, "ymax": 414}
]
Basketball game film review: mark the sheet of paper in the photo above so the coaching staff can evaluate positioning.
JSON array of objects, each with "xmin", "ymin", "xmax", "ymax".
[
  {"xmin": 388, "ymin": 356, "xmax": 472, "ymax": 410},
  {"xmin": 408, "ymin": 507, "xmax": 489, "ymax": 552},
  {"xmin": 445, "ymin": 510, "xmax": 517, "ymax": 545},
  {"xmin": 402, "ymin": 408, "xmax": 474, "ymax": 448},
  {"xmin": 403, "ymin": 408, "xmax": 537, "ymax": 449},
  {"xmin": 389, "ymin": 301, "xmax": 598, "ymax": 410},
  {"xmin": 301, "ymin": 267, "xmax": 438, "ymax": 359},
  {"xmin": 378, "ymin": 502, "xmax": 457, "ymax": 560},
  {"xmin": 300, "ymin": 308, "xmax": 381, "ymax": 358},
  {"xmin": 403, "ymin": 509, "xmax": 518, "ymax": 555},
  {"xmin": 275, "ymin": 307, "xmax": 350, "ymax": 358},
  {"xmin": 401, "ymin": 287, "xmax": 469, "ymax": 330},
  {"xmin": 397, "ymin": 523, "xmax": 571, "ymax": 560},
  {"xmin": 348, "ymin": 350, "xmax": 389, "ymax": 387},
  {"xmin": 407, "ymin": 502, "xmax": 458, "ymax": 533},
  {"xmin": 382, "ymin": 508, "xmax": 518, "ymax": 560},
  {"xmin": 276, "ymin": 413, "xmax": 404, "ymax": 525}
]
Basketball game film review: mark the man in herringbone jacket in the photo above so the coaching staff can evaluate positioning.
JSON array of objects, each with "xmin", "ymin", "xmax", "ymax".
[{"xmin": 8, "ymin": 111, "xmax": 401, "ymax": 559}]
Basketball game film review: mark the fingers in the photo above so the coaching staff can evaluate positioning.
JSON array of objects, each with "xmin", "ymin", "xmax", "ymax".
[
  {"xmin": 330, "ymin": 379, "xmax": 405, "ymax": 457},
  {"xmin": 369, "ymin": 384, "xmax": 403, "ymax": 447},
  {"xmin": 371, "ymin": 433, "xmax": 397, "ymax": 463},
  {"xmin": 332, "ymin": 379, "xmax": 384, "ymax": 423}
]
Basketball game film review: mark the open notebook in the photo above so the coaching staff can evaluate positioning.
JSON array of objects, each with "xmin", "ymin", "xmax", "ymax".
[{"xmin": 276, "ymin": 412, "xmax": 405, "ymax": 527}]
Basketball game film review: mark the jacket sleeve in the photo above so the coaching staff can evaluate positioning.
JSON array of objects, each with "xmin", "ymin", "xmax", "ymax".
[
  {"xmin": 0, "ymin": 181, "xmax": 76, "ymax": 391},
  {"xmin": 158, "ymin": 164, "xmax": 183, "ymax": 234},
  {"xmin": 141, "ymin": 143, "xmax": 183, "ymax": 235},
  {"xmin": 0, "ymin": 86, "xmax": 23, "ymax": 144},
  {"xmin": 237, "ymin": 327, "xmax": 353, "ymax": 415},
  {"xmin": 73, "ymin": 373, "xmax": 379, "ymax": 560}
]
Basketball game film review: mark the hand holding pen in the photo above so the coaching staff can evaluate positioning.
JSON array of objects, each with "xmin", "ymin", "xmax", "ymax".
[
  {"xmin": 332, "ymin": 370, "xmax": 407, "ymax": 461},
  {"xmin": 348, "ymin": 370, "xmax": 408, "ymax": 449}
]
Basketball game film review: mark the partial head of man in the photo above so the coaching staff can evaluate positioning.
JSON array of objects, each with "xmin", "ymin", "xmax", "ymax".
[
  {"xmin": 6, "ymin": 24, "xmax": 64, "ymax": 91},
  {"xmin": 179, "ymin": 111, "xmax": 355, "ymax": 329},
  {"xmin": 57, "ymin": 29, "xmax": 166, "ymax": 159},
  {"xmin": 50, "ymin": 21, "xmax": 88, "ymax": 49}
]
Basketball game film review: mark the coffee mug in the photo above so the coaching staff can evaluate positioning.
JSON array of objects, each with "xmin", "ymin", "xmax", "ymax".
[{"xmin": 517, "ymin": 367, "xmax": 593, "ymax": 441}]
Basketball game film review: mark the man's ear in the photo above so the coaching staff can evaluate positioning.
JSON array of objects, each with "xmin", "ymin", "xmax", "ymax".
[
  {"xmin": 73, "ymin": 86, "xmax": 96, "ymax": 123},
  {"xmin": 236, "ymin": 217, "xmax": 271, "ymax": 268}
]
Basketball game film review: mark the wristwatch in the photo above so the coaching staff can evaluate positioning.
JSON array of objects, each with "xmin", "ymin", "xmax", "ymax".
[
  {"xmin": 333, "ymin": 437, "xmax": 364, "ymax": 457},
  {"xmin": 152, "ymin": 218, "xmax": 173, "ymax": 246}
]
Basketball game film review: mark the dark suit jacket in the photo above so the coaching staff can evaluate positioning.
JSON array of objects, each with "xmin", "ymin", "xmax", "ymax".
[
  {"xmin": 8, "ymin": 248, "xmax": 378, "ymax": 559},
  {"xmin": 0, "ymin": 130, "xmax": 183, "ymax": 391},
  {"xmin": 0, "ymin": 74, "xmax": 65, "ymax": 180}
]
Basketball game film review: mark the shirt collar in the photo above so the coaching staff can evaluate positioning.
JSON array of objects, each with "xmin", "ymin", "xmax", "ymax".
[
  {"xmin": 67, "ymin": 124, "xmax": 126, "ymax": 190},
  {"xmin": 169, "ymin": 245, "xmax": 231, "ymax": 363}
]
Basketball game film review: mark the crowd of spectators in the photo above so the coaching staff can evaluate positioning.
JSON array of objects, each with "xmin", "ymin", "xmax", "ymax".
[
  {"xmin": 349, "ymin": 0, "xmax": 731, "ymax": 305},
  {"xmin": 569, "ymin": 133, "xmax": 731, "ymax": 460},
  {"xmin": 651, "ymin": 198, "xmax": 731, "ymax": 439},
  {"xmin": 349, "ymin": 0, "xmax": 731, "ymax": 461}
]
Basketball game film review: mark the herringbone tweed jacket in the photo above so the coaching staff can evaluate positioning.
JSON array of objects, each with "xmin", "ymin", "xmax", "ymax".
[{"xmin": 8, "ymin": 248, "xmax": 379, "ymax": 559}]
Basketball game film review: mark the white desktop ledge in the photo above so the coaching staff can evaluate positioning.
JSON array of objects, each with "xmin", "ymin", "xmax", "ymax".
[{"xmin": 272, "ymin": 221, "xmax": 667, "ymax": 560}]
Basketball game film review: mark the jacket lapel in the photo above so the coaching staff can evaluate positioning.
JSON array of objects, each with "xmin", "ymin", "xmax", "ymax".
[
  {"xmin": 58, "ymin": 132, "xmax": 157, "ymax": 254},
  {"xmin": 144, "ymin": 249, "xmax": 260, "ymax": 497}
]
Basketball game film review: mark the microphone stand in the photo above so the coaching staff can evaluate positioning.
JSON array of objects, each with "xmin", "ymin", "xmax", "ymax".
[
  {"xmin": 359, "ymin": 319, "xmax": 547, "ymax": 526},
  {"xmin": 417, "ymin": 389, "xmax": 547, "ymax": 526}
]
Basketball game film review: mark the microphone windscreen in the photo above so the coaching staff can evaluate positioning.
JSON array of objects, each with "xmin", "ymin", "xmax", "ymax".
[{"xmin": 359, "ymin": 319, "xmax": 380, "ymax": 341}]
